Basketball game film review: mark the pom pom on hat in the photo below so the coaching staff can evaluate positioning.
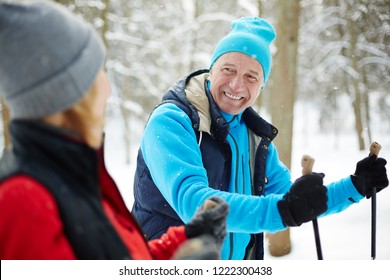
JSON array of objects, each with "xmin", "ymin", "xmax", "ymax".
[
  {"xmin": 0, "ymin": 1, "xmax": 106, "ymax": 119},
  {"xmin": 209, "ymin": 17, "xmax": 276, "ymax": 86}
]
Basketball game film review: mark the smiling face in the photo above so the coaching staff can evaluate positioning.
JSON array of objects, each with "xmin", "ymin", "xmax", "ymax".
[{"xmin": 209, "ymin": 52, "xmax": 264, "ymax": 115}]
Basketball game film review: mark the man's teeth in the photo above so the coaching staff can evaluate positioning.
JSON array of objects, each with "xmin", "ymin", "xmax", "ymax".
[{"xmin": 224, "ymin": 92, "xmax": 241, "ymax": 100}]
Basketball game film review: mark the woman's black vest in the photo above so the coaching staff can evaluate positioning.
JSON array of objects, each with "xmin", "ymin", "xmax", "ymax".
[{"xmin": 0, "ymin": 121, "xmax": 131, "ymax": 259}]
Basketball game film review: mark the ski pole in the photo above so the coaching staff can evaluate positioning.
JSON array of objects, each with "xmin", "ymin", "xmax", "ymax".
[
  {"xmin": 369, "ymin": 141, "xmax": 381, "ymax": 260},
  {"xmin": 301, "ymin": 154, "xmax": 323, "ymax": 260}
]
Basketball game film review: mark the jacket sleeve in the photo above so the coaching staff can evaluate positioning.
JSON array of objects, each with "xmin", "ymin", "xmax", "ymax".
[
  {"xmin": 321, "ymin": 176, "xmax": 364, "ymax": 216},
  {"xmin": 0, "ymin": 175, "xmax": 75, "ymax": 260},
  {"xmin": 264, "ymin": 144, "xmax": 364, "ymax": 218},
  {"xmin": 148, "ymin": 225, "xmax": 188, "ymax": 260},
  {"xmin": 141, "ymin": 103, "xmax": 286, "ymax": 234}
]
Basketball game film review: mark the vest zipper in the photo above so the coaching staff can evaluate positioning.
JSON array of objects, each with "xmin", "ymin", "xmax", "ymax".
[{"xmin": 227, "ymin": 131, "xmax": 240, "ymax": 260}]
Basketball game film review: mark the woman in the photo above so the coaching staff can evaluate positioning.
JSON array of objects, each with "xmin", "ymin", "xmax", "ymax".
[{"xmin": 0, "ymin": 1, "xmax": 228, "ymax": 260}]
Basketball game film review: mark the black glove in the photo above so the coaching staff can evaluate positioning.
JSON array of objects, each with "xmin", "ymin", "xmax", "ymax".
[
  {"xmin": 351, "ymin": 154, "xmax": 389, "ymax": 198},
  {"xmin": 185, "ymin": 196, "xmax": 229, "ymax": 249},
  {"xmin": 277, "ymin": 173, "xmax": 328, "ymax": 227}
]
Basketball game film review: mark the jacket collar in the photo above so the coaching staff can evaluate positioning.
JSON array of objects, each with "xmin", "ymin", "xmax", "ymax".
[{"xmin": 9, "ymin": 120, "xmax": 100, "ymax": 195}]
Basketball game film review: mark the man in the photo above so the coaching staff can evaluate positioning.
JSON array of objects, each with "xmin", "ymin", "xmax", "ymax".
[
  {"xmin": 132, "ymin": 16, "xmax": 389, "ymax": 260},
  {"xmin": 0, "ymin": 0, "xmax": 228, "ymax": 260}
]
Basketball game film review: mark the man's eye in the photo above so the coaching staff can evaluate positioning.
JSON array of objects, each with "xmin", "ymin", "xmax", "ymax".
[
  {"xmin": 222, "ymin": 67, "xmax": 234, "ymax": 74},
  {"xmin": 246, "ymin": 75, "xmax": 258, "ymax": 82}
]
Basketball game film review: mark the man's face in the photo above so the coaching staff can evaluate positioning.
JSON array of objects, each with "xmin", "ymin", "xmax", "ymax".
[{"xmin": 209, "ymin": 52, "xmax": 264, "ymax": 115}]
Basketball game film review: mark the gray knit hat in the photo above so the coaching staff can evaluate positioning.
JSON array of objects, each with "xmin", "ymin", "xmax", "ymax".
[{"xmin": 0, "ymin": 1, "xmax": 106, "ymax": 119}]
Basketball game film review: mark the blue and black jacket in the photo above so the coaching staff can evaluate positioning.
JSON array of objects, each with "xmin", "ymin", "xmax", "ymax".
[{"xmin": 132, "ymin": 69, "xmax": 363, "ymax": 260}]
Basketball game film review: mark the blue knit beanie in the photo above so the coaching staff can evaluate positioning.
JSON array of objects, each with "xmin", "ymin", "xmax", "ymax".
[
  {"xmin": 0, "ymin": 1, "xmax": 105, "ymax": 120},
  {"xmin": 209, "ymin": 17, "xmax": 276, "ymax": 86}
]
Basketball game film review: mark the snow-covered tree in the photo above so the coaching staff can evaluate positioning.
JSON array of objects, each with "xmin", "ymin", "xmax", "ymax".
[{"xmin": 298, "ymin": 0, "xmax": 390, "ymax": 150}]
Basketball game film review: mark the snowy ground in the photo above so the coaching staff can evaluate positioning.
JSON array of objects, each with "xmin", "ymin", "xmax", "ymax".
[{"xmin": 104, "ymin": 100, "xmax": 390, "ymax": 260}]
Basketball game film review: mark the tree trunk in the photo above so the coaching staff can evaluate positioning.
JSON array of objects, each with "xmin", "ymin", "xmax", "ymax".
[
  {"xmin": 257, "ymin": 0, "xmax": 263, "ymax": 18},
  {"xmin": 100, "ymin": 0, "xmax": 110, "ymax": 49},
  {"xmin": 347, "ymin": 3, "xmax": 365, "ymax": 150},
  {"xmin": 269, "ymin": 0, "xmax": 300, "ymax": 169},
  {"xmin": 361, "ymin": 67, "xmax": 371, "ymax": 145},
  {"xmin": 187, "ymin": 0, "xmax": 201, "ymax": 72},
  {"xmin": 267, "ymin": 0, "xmax": 301, "ymax": 258},
  {"xmin": 1, "ymin": 99, "xmax": 11, "ymax": 149}
]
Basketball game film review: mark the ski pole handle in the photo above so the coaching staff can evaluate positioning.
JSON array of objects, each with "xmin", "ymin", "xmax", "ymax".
[
  {"xmin": 203, "ymin": 199, "xmax": 218, "ymax": 210},
  {"xmin": 301, "ymin": 155, "xmax": 315, "ymax": 175},
  {"xmin": 301, "ymin": 154, "xmax": 323, "ymax": 260},
  {"xmin": 369, "ymin": 142, "xmax": 381, "ymax": 158}
]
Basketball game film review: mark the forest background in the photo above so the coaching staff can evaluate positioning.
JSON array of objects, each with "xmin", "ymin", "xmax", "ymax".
[{"xmin": 1, "ymin": 0, "xmax": 389, "ymax": 165}]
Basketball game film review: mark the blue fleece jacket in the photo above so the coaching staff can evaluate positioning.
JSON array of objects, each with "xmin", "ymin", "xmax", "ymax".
[{"xmin": 140, "ymin": 103, "xmax": 364, "ymax": 259}]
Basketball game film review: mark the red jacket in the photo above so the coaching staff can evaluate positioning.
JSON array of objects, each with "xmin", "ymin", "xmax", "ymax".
[{"xmin": 0, "ymin": 121, "xmax": 188, "ymax": 260}]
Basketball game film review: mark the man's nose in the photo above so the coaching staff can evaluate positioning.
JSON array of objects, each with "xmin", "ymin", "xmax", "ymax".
[{"xmin": 229, "ymin": 75, "xmax": 245, "ymax": 92}]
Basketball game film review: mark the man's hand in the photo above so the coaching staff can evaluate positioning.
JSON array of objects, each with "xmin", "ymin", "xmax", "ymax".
[
  {"xmin": 277, "ymin": 173, "xmax": 328, "ymax": 227},
  {"xmin": 173, "ymin": 197, "xmax": 228, "ymax": 260},
  {"xmin": 351, "ymin": 155, "xmax": 389, "ymax": 198},
  {"xmin": 185, "ymin": 196, "xmax": 229, "ymax": 248}
]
